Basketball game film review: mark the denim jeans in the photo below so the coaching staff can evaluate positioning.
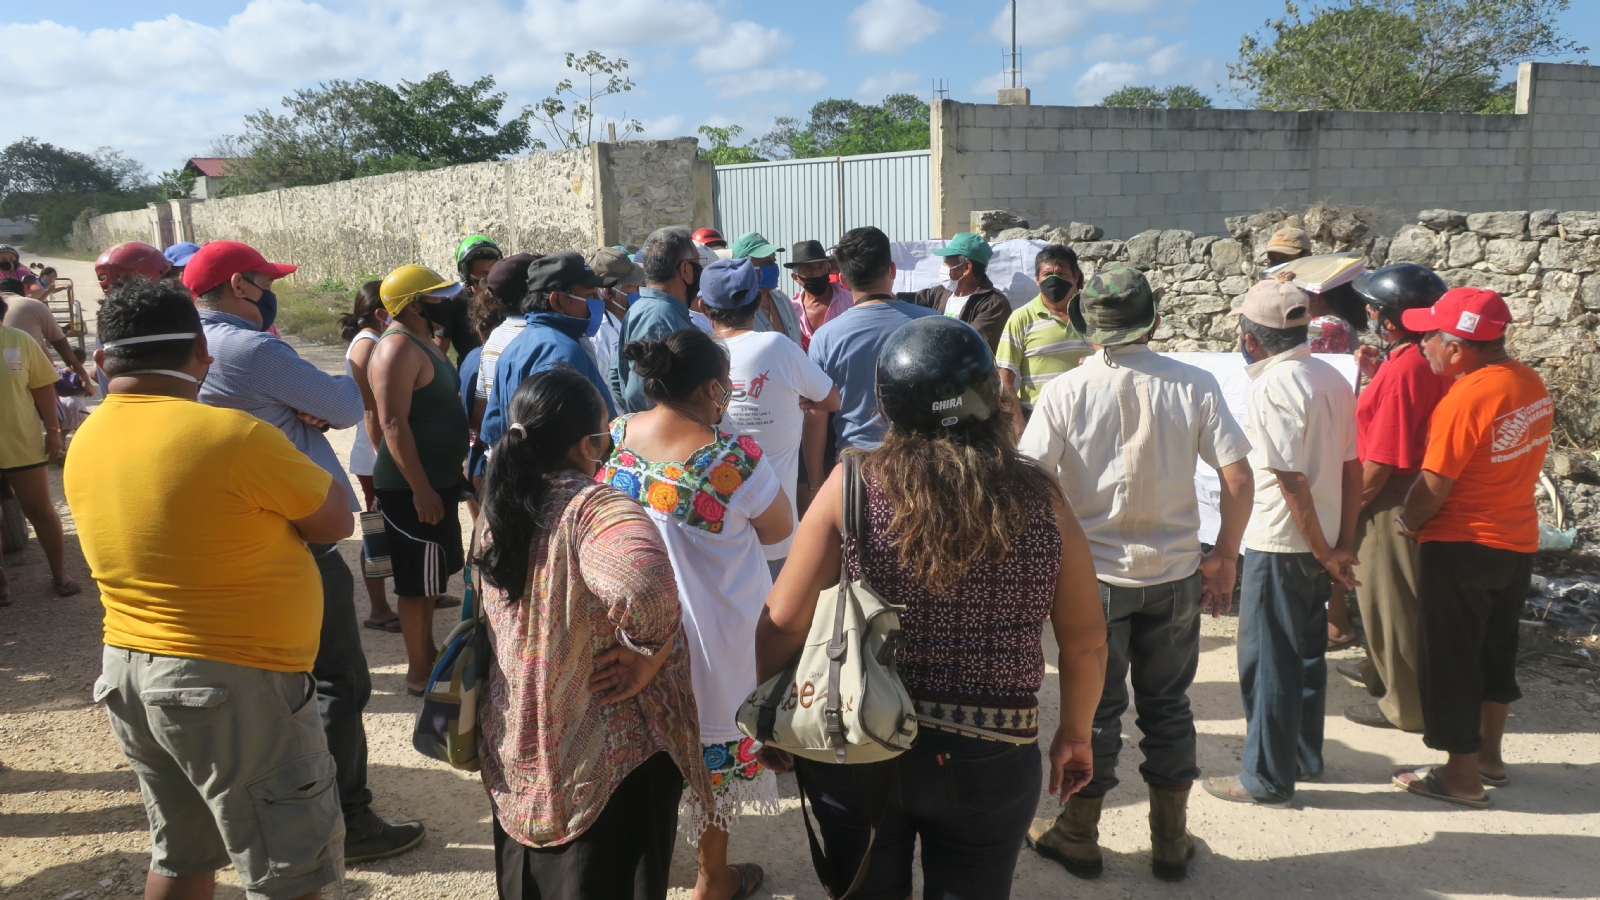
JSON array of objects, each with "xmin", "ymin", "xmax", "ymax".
[
  {"xmin": 794, "ymin": 729, "xmax": 1041, "ymax": 900},
  {"xmin": 1238, "ymin": 550, "xmax": 1330, "ymax": 801},
  {"xmin": 1084, "ymin": 572, "xmax": 1202, "ymax": 798},
  {"xmin": 311, "ymin": 544, "xmax": 374, "ymax": 819}
]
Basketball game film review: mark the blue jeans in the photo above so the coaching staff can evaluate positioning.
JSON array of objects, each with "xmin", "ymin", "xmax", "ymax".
[
  {"xmin": 1238, "ymin": 550, "xmax": 1330, "ymax": 801},
  {"xmin": 795, "ymin": 730, "xmax": 1041, "ymax": 900},
  {"xmin": 311, "ymin": 544, "xmax": 374, "ymax": 820},
  {"xmin": 1084, "ymin": 572, "xmax": 1203, "ymax": 797}
]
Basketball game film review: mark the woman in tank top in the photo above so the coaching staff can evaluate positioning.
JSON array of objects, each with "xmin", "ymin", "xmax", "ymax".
[{"xmin": 337, "ymin": 281, "xmax": 398, "ymax": 631}]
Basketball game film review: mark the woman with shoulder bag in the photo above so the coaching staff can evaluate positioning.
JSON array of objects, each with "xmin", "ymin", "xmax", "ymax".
[
  {"xmin": 754, "ymin": 316, "xmax": 1107, "ymax": 899},
  {"xmin": 474, "ymin": 366, "xmax": 712, "ymax": 900},
  {"xmin": 597, "ymin": 327, "xmax": 793, "ymax": 900}
]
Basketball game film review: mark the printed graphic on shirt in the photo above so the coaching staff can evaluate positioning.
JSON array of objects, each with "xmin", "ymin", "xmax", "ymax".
[
  {"xmin": 4, "ymin": 347, "xmax": 20, "ymax": 371},
  {"xmin": 732, "ymin": 371, "xmax": 771, "ymax": 402},
  {"xmin": 1490, "ymin": 396, "xmax": 1553, "ymax": 463}
]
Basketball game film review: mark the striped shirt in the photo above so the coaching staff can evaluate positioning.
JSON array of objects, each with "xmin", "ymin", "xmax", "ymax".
[
  {"xmin": 995, "ymin": 297, "xmax": 1092, "ymax": 409},
  {"xmin": 476, "ymin": 317, "xmax": 527, "ymax": 400}
]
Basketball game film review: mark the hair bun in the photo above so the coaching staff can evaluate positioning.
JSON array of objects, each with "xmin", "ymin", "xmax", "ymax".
[{"xmin": 623, "ymin": 339, "xmax": 674, "ymax": 379}]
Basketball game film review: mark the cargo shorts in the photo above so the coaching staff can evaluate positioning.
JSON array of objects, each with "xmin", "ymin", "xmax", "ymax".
[{"xmin": 94, "ymin": 646, "xmax": 344, "ymax": 900}]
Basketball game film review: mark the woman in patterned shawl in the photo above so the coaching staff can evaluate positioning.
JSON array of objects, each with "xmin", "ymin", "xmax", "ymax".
[
  {"xmin": 598, "ymin": 328, "xmax": 793, "ymax": 900},
  {"xmin": 474, "ymin": 366, "xmax": 711, "ymax": 900}
]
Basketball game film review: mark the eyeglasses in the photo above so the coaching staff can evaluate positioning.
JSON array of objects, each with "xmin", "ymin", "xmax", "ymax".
[{"xmin": 587, "ymin": 431, "xmax": 615, "ymax": 456}]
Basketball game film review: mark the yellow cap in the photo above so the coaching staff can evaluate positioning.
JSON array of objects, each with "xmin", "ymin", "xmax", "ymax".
[{"xmin": 379, "ymin": 264, "xmax": 462, "ymax": 315}]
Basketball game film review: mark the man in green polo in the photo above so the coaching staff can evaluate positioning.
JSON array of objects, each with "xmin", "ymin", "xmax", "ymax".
[{"xmin": 996, "ymin": 243, "xmax": 1093, "ymax": 433}]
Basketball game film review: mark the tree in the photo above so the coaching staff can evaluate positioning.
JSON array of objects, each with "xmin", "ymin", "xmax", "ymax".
[
  {"xmin": 697, "ymin": 126, "xmax": 765, "ymax": 165},
  {"xmin": 1230, "ymin": 0, "xmax": 1587, "ymax": 113},
  {"xmin": 0, "ymin": 138, "xmax": 156, "ymax": 247},
  {"xmin": 226, "ymin": 72, "xmax": 533, "ymax": 193},
  {"xmin": 529, "ymin": 51, "xmax": 643, "ymax": 151},
  {"xmin": 756, "ymin": 94, "xmax": 930, "ymax": 160},
  {"xmin": 156, "ymin": 167, "xmax": 198, "ymax": 200},
  {"xmin": 1100, "ymin": 85, "xmax": 1215, "ymax": 108}
]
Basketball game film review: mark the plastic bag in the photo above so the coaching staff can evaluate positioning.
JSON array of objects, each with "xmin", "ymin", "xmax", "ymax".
[{"xmin": 1538, "ymin": 522, "xmax": 1577, "ymax": 552}]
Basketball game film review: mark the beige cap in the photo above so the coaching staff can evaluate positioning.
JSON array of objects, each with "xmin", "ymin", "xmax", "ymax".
[
  {"xmin": 1230, "ymin": 277, "xmax": 1312, "ymax": 329},
  {"xmin": 1264, "ymin": 226, "xmax": 1311, "ymax": 256},
  {"xmin": 588, "ymin": 247, "xmax": 646, "ymax": 287}
]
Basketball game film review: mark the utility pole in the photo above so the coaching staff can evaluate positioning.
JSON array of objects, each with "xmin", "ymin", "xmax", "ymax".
[
  {"xmin": 997, "ymin": 0, "xmax": 1030, "ymax": 105},
  {"xmin": 1011, "ymin": 0, "xmax": 1018, "ymax": 89}
]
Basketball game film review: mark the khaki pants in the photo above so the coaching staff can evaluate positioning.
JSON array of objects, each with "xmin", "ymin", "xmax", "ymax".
[{"xmin": 1352, "ymin": 475, "xmax": 1425, "ymax": 731}]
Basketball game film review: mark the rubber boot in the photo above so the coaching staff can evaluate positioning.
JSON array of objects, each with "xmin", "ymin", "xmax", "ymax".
[
  {"xmin": 1148, "ymin": 785, "xmax": 1196, "ymax": 882},
  {"xmin": 1026, "ymin": 793, "xmax": 1103, "ymax": 879}
]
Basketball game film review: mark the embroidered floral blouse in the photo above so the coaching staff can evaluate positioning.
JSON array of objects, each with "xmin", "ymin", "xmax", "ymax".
[{"xmin": 477, "ymin": 471, "xmax": 713, "ymax": 848}]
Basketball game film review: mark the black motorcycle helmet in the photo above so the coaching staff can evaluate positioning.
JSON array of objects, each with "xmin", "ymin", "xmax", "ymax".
[
  {"xmin": 1352, "ymin": 263, "xmax": 1447, "ymax": 312},
  {"xmin": 876, "ymin": 317, "xmax": 998, "ymax": 433}
]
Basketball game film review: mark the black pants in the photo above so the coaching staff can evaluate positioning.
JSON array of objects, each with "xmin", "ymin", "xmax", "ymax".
[
  {"xmin": 494, "ymin": 752, "xmax": 683, "ymax": 900},
  {"xmin": 795, "ymin": 729, "xmax": 1041, "ymax": 900},
  {"xmin": 1416, "ymin": 540, "xmax": 1531, "ymax": 755},
  {"xmin": 311, "ymin": 544, "xmax": 373, "ymax": 819}
]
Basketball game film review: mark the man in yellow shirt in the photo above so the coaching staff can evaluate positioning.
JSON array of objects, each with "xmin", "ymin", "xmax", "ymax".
[{"xmin": 64, "ymin": 280, "xmax": 355, "ymax": 900}]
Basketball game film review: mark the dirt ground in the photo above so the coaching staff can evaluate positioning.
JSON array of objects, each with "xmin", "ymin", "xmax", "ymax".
[{"xmin": 4, "ymin": 253, "xmax": 1600, "ymax": 899}]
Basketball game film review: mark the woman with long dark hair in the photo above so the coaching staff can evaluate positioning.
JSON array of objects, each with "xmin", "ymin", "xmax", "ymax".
[
  {"xmin": 474, "ymin": 366, "xmax": 710, "ymax": 900},
  {"xmin": 755, "ymin": 316, "xmax": 1106, "ymax": 899},
  {"xmin": 597, "ymin": 327, "xmax": 792, "ymax": 900},
  {"xmin": 338, "ymin": 281, "xmax": 400, "ymax": 630}
]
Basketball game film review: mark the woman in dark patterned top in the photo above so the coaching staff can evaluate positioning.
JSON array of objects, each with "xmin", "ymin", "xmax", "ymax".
[{"xmin": 755, "ymin": 316, "xmax": 1107, "ymax": 900}]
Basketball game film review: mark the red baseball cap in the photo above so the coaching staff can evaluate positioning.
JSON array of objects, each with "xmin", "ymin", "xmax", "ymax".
[
  {"xmin": 1400, "ymin": 286, "xmax": 1512, "ymax": 340},
  {"xmin": 181, "ymin": 241, "xmax": 298, "ymax": 297}
]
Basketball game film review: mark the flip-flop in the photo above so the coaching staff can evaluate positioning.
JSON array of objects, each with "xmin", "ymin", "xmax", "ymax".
[
  {"xmin": 1480, "ymin": 771, "xmax": 1510, "ymax": 787},
  {"xmin": 363, "ymin": 616, "xmax": 403, "ymax": 633},
  {"xmin": 52, "ymin": 580, "xmax": 82, "ymax": 598},
  {"xmin": 1327, "ymin": 632, "xmax": 1357, "ymax": 652},
  {"xmin": 728, "ymin": 863, "xmax": 764, "ymax": 900},
  {"xmin": 406, "ymin": 687, "xmax": 425, "ymax": 698},
  {"xmin": 1392, "ymin": 767, "xmax": 1489, "ymax": 809},
  {"xmin": 434, "ymin": 594, "xmax": 461, "ymax": 609}
]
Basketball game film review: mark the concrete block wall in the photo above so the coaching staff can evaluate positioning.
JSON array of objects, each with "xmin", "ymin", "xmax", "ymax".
[
  {"xmin": 933, "ymin": 63, "xmax": 1600, "ymax": 241},
  {"xmin": 70, "ymin": 207, "xmax": 155, "ymax": 254},
  {"xmin": 75, "ymin": 139, "xmax": 711, "ymax": 287}
]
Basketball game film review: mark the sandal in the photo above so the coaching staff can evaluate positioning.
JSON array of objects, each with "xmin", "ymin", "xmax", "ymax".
[
  {"xmin": 728, "ymin": 863, "xmax": 764, "ymax": 900},
  {"xmin": 52, "ymin": 578, "xmax": 82, "ymax": 598},
  {"xmin": 1392, "ymin": 766, "xmax": 1489, "ymax": 809},
  {"xmin": 1480, "ymin": 771, "xmax": 1510, "ymax": 788},
  {"xmin": 363, "ymin": 616, "xmax": 403, "ymax": 633},
  {"xmin": 406, "ymin": 686, "xmax": 426, "ymax": 698},
  {"xmin": 434, "ymin": 594, "xmax": 461, "ymax": 609},
  {"xmin": 1326, "ymin": 632, "xmax": 1356, "ymax": 652}
]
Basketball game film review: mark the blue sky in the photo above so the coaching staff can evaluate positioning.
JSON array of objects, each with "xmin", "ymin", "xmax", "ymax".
[{"xmin": 4, "ymin": 0, "xmax": 1597, "ymax": 175}]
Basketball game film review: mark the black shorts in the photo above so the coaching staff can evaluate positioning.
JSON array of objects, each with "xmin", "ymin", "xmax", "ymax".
[{"xmin": 375, "ymin": 488, "xmax": 463, "ymax": 599}]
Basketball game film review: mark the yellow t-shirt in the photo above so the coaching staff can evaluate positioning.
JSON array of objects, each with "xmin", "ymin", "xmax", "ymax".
[
  {"xmin": 64, "ymin": 394, "xmax": 334, "ymax": 672},
  {"xmin": 1, "ymin": 324, "xmax": 59, "ymax": 469}
]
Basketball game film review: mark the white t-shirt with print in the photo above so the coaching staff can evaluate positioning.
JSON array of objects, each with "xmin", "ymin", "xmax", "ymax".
[
  {"xmin": 944, "ymin": 294, "xmax": 971, "ymax": 318},
  {"xmin": 719, "ymin": 331, "xmax": 834, "ymax": 559}
]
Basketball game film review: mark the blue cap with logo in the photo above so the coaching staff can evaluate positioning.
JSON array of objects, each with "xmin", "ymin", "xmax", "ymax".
[{"xmin": 700, "ymin": 258, "xmax": 760, "ymax": 310}]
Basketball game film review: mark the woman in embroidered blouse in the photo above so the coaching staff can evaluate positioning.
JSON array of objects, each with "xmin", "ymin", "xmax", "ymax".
[
  {"xmin": 474, "ymin": 366, "xmax": 712, "ymax": 900},
  {"xmin": 598, "ymin": 328, "xmax": 792, "ymax": 900}
]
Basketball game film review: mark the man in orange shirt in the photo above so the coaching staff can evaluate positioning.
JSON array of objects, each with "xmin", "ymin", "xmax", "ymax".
[{"xmin": 1392, "ymin": 288, "xmax": 1550, "ymax": 810}]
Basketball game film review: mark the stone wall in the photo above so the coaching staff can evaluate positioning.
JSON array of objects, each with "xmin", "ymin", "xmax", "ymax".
[
  {"xmin": 73, "ymin": 139, "xmax": 711, "ymax": 285},
  {"xmin": 974, "ymin": 206, "xmax": 1600, "ymax": 442},
  {"xmin": 69, "ymin": 207, "xmax": 154, "ymax": 254},
  {"xmin": 934, "ymin": 63, "xmax": 1600, "ymax": 241}
]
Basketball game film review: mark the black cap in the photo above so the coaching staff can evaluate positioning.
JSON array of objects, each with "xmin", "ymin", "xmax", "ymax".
[
  {"xmin": 486, "ymin": 253, "xmax": 537, "ymax": 306},
  {"xmin": 783, "ymin": 239, "xmax": 830, "ymax": 268},
  {"xmin": 1352, "ymin": 263, "xmax": 1448, "ymax": 312},
  {"xmin": 876, "ymin": 317, "xmax": 998, "ymax": 433},
  {"xmin": 526, "ymin": 251, "xmax": 616, "ymax": 294}
]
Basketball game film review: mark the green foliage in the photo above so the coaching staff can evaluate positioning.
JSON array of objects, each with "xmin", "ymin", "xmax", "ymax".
[
  {"xmin": 1230, "ymin": 0, "xmax": 1586, "ymax": 113},
  {"xmin": 529, "ymin": 52, "xmax": 643, "ymax": 150},
  {"xmin": 1099, "ymin": 85, "xmax": 1215, "ymax": 108},
  {"xmin": 757, "ymin": 94, "xmax": 931, "ymax": 160},
  {"xmin": 225, "ymin": 71, "xmax": 533, "ymax": 194},
  {"xmin": 156, "ymin": 167, "xmax": 197, "ymax": 200},
  {"xmin": 0, "ymin": 138, "xmax": 156, "ymax": 246},
  {"xmin": 272, "ymin": 282, "xmax": 349, "ymax": 345},
  {"xmin": 696, "ymin": 125, "xmax": 765, "ymax": 164}
]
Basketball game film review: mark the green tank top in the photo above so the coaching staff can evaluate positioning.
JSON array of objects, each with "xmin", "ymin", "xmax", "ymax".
[{"xmin": 373, "ymin": 328, "xmax": 469, "ymax": 492}]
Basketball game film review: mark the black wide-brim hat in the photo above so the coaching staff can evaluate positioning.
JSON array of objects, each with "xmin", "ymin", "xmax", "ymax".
[{"xmin": 783, "ymin": 240, "xmax": 830, "ymax": 268}]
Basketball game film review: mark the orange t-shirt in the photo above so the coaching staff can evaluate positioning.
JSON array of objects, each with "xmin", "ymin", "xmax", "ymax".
[{"xmin": 1420, "ymin": 360, "xmax": 1551, "ymax": 552}]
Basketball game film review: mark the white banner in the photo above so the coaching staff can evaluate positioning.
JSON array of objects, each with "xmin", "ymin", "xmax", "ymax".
[{"xmin": 891, "ymin": 239, "xmax": 1051, "ymax": 309}]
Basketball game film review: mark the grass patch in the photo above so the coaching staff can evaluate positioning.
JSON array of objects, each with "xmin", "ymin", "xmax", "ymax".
[
  {"xmin": 275, "ymin": 283, "xmax": 350, "ymax": 345},
  {"xmin": 19, "ymin": 243, "xmax": 98, "ymax": 262}
]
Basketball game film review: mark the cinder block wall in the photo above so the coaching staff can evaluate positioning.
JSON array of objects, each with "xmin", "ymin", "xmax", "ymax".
[{"xmin": 933, "ymin": 63, "xmax": 1600, "ymax": 240}]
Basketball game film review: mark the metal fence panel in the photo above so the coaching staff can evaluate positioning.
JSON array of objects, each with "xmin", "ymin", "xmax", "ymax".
[{"xmin": 714, "ymin": 150, "xmax": 930, "ymax": 254}]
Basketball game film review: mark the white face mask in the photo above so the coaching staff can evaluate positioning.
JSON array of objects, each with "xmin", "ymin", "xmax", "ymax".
[{"xmin": 941, "ymin": 265, "xmax": 961, "ymax": 294}]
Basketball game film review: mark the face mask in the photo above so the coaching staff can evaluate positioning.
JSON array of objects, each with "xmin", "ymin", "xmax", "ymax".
[
  {"xmin": 243, "ymin": 287, "xmax": 278, "ymax": 331},
  {"xmin": 419, "ymin": 299, "xmax": 452, "ymax": 327},
  {"xmin": 625, "ymin": 289, "xmax": 641, "ymax": 305},
  {"xmin": 800, "ymin": 274, "xmax": 832, "ymax": 297},
  {"xmin": 585, "ymin": 298, "xmax": 606, "ymax": 337},
  {"xmin": 1239, "ymin": 335, "xmax": 1254, "ymax": 365},
  {"xmin": 713, "ymin": 382, "xmax": 731, "ymax": 425},
  {"xmin": 1039, "ymin": 274, "xmax": 1076, "ymax": 305},
  {"xmin": 683, "ymin": 260, "xmax": 703, "ymax": 299},
  {"xmin": 758, "ymin": 264, "xmax": 780, "ymax": 290},
  {"xmin": 942, "ymin": 263, "xmax": 963, "ymax": 294}
]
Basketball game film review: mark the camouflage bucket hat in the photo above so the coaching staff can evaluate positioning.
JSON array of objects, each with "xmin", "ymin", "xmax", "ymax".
[{"xmin": 1068, "ymin": 264, "xmax": 1158, "ymax": 346}]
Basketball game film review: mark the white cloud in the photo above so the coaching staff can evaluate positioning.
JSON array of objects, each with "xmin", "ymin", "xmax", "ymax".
[
  {"xmin": 986, "ymin": 0, "xmax": 1167, "ymax": 47},
  {"xmin": 705, "ymin": 67, "xmax": 828, "ymax": 99},
  {"xmin": 1083, "ymin": 33, "xmax": 1160, "ymax": 63},
  {"xmin": 692, "ymin": 21, "xmax": 793, "ymax": 72},
  {"xmin": 1030, "ymin": 45, "xmax": 1074, "ymax": 73},
  {"xmin": 848, "ymin": 0, "xmax": 943, "ymax": 54},
  {"xmin": 1070, "ymin": 41, "xmax": 1217, "ymax": 104},
  {"xmin": 633, "ymin": 113, "xmax": 689, "ymax": 140},
  {"xmin": 855, "ymin": 70, "xmax": 921, "ymax": 100}
]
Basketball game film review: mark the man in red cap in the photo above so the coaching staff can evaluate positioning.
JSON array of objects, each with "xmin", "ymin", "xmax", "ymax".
[
  {"xmin": 1392, "ymin": 288, "xmax": 1550, "ymax": 809},
  {"xmin": 185, "ymin": 240, "xmax": 427, "ymax": 861}
]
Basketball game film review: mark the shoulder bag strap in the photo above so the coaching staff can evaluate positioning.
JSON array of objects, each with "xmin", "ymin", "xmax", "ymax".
[{"xmin": 823, "ymin": 453, "xmax": 858, "ymax": 763}]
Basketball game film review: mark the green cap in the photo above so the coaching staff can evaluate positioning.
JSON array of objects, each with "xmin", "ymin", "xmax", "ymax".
[
  {"xmin": 931, "ymin": 232, "xmax": 994, "ymax": 266},
  {"xmin": 1069, "ymin": 264, "xmax": 1158, "ymax": 346},
  {"xmin": 730, "ymin": 232, "xmax": 782, "ymax": 260},
  {"xmin": 455, "ymin": 234, "xmax": 500, "ymax": 268}
]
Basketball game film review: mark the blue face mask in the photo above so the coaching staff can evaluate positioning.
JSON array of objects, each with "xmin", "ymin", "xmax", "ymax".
[
  {"xmin": 248, "ymin": 287, "xmax": 278, "ymax": 331},
  {"xmin": 758, "ymin": 263, "xmax": 780, "ymax": 289},
  {"xmin": 585, "ymin": 298, "xmax": 606, "ymax": 337},
  {"xmin": 1239, "ymin": 335, "xmax": 1254, "ymax": 365},
  {"xmin": 625, "ymin": 289, "xmax": 640, "ymax": 305}
]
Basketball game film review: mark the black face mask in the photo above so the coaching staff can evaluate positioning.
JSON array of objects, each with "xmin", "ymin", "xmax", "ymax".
[
  {"xmin": 1039, "ymin": 274, "xmax": 1076, "ymax": 305},
  {"xmin": 683, "ymin": 260, "xmax": 703, "ymax": 299},
  {"xmin": 420, "ymin": 300, "xmax": 451, "ymax": 326},
  {"xmin": 800, "ymin": 274, "xmax": 832, "ymax": 296}
]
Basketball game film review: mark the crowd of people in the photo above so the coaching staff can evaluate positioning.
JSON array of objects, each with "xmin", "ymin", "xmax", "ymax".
[{"xmin": 0, "ymin": 213, "xmax": 1553, "ymax": 900}]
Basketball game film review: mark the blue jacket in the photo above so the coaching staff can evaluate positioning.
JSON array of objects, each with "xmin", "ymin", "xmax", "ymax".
[
  {"xmin": 480, "ymin": 312, "xmax": 617, "ymax": 462},
  {"xmin": 609, "ymin": 287, "xmax": 695, "ymax": 413}
]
